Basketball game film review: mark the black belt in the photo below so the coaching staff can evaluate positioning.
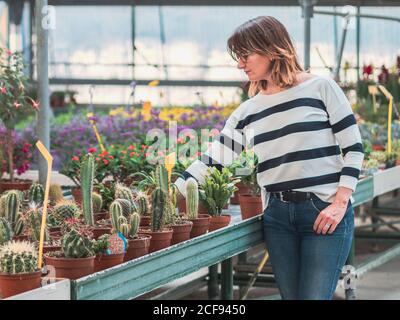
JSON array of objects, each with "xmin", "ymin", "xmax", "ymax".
[{"xmin": 270, "ymin": 190, "xmax": 314, "ymax": 203}]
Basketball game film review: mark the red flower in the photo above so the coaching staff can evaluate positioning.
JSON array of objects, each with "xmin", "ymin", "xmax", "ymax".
[
  {"xmin": 129, "ymin": 152, "xmax": 135, "ymax": 157},
  {"xmin": 103, "ymin": 159, "xmax": 109, "ymax": 165},
  {"xmin": 100, "ymin": 150, "xmax": 109, "ymax": 156},
  {"xmin": 141, "ymin": 144, "xmax": 147, "ymax": 149},
  {"xmin": 145, "ymin": 153, "xmax": 150, "ymax": 157},
  {"xmin": 128, "ymin": 145, "xmax": 135, "ymax": 150},
  {"xmin": 88, "ymin": 147, "xmax": 97, "ymax": 154},
  {"xmin": 108, "ymin": 155, "xmax": 114, "ymax": 159},
  {"xmin": 72, "ymin": 156, "xmax": 79, "ymax": 161},
  {"xmin": 96, "ymin": 157, "xmax": 100, "ymax": 161},
  {"xmin": 0, "ymin": 87, "xmax": 6, "ymax": 94},
  {"xmin": 13, "ymin": 102, "xmax": 21, "ymax": 109}
]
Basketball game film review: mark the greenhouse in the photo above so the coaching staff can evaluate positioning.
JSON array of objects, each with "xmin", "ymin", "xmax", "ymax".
[{"xmin": 0, "ymin": 0, "xmax": 400, "ymax": 303}]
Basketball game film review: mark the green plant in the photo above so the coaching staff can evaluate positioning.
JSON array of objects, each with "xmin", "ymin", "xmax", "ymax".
[
  {"xmin": 92, "ymin": 192, "xmax": 103, "ymax": 213},
  {"xmin": 199, "ymin": 167, "xmax": 239, "ymax": 216},
  {"xmin": 230, "ymin": 150, "xmax": 260, "ymax": 197},
  {"xmin": 28, "ymin": 183, "xmax": 45, "ymax": 207},
  {"xmin": 52, "ymin": 201, "xmax": 81, "ymax": 223},
  {"xmin": 114, "ymin": 198, "xmax": 135, "ymax": 217},
  {"xmin": 81, "ymin": 153, "xmax": 95, "ymax": 226},
  {"xmin": 128, "ymin": 212, "xmax": 140, "ymax": 238},
  {"xmin": 0, "ymin": 240, "xmax": 38, "ymax": 274},
  {"xmin": 0, "ymin": 217, "xmax": 11, "ymax": 245},
  {"xmin": 96, "ymin": 182, "xmax": 115, "ymax": 210},
  {"xmin": 61, "ymin": 227, "xmax": 94, "ymax": 258},
  {"xmin": 110, "ymin": 200, "xmax": 124, "ymax": 231},
  {"xmin": 186, "ymin": 178, "xmax": 199, "ymax": 220},
  {"xmin": 151, "ymin": 187, "xmax": 167, "ymax": 232},
  {"xmin": 49, "ymin": 183, "xmax": 64, "ymax": 204},
  {"xmin": 362, "ymin": 139, "xmax": 373, "ymax": 160},
  {"xmin": 0, "ymin": 193, "xmax": 7, "ymax": 216},
  {"xmin": 4, "ymin": 190, "xmax": 21, "ymax": 226},
  {"xmin": 23, "ymin": 206, "xmax": 50, "ymax": 242},
  {"xmin": 136, "ymin": 192, "xmax": 150, "ymax": 217},
  {"xmin": 0, "ymin": 49, "xmax": 38, "ymax": 182},
  {"xmin": 115, "ymin": 183, "xmax": 135, "ymax": 206}
]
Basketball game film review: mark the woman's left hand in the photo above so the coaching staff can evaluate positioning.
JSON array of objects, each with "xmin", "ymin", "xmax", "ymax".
[{"xmin": 313, "ymin": 201, "xmax": 348, "ymax": 235}]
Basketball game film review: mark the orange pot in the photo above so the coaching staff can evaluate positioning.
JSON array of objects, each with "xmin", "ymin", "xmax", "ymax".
[
  {"xmin": 209, "ymin": 214, "xmax": 231, "ymax": 232},
  {"xmin": 239, "ymin": 194, "xmax": 263, "ymax": 220}
]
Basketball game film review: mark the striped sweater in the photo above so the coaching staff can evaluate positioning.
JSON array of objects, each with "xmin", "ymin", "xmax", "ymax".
[{"xmin": 174, "ymin": 75, "xmax": 365, "ymax": 210}]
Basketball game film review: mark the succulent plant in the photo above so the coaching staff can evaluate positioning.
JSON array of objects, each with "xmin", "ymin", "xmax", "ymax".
[
  {"xmin": 49, "ymin": 183, "xmax": 64, "ymax": 204},
  {"xmin": 28, "ymin": 183, "xmax": 45, "ymax": 207},
  {"xmin": 81, "ymin": 153, "xmax": 96, "ymax": 226},
  {"xmin": 23, "ymin": 206, "xmax": 50, "ymax": 242},
  {"xmin": 0, "ymin": 217, "xmax": 12, "ymax": 245},
  {"xmin": 136, "ymin": 192, "xmax": 150, "ymax": 217},
  {"xmin": 115, "ymin": 183, "xmax": 135, "ymax": 206},
  {"xmin": 128, "ymin": 212, "xmax": 140, "ymax": 239},
  {"xmin": 185, "ymin": 178, "xmax": 199, "ymax": 220},
  {"xmin": 0, "ymin": 193, "xmax": 7, "ymax": 217},
  {"xmin": 94, "ymin": 233, "xmax": 126, "ymax": 255},
  {"xmin": 61, "ymin": 227, "xmax": 94, "ymax": 258},
  {"xmin": 92, "ymin": 192, "xmax": 103, "ymax": 213},
  {"xmin": 151, "ymin": 187, "xmax": 167, "ymax": 232},
  {"xmin": 110, "ymin": 200, "xmax": 124, "ymax": 231},
  {"xmin": 4, "ymin": 190, "xmax": 22, "ymax": 227},
  {"xmin": 0, "ymin": 240, "xmax": 38, "ymax": 274},
  {"xmin": 52, "ymin": 201, "xmax": 81, "ymax": 223},
  {"xmin": 114, "ymin": 198, "xmax": 134, "ymax": 217}
]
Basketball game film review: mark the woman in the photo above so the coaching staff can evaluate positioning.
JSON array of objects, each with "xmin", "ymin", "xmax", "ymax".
[{"xmin": 174, "ymin": 16, "xmax": 364, "ymax": 300}]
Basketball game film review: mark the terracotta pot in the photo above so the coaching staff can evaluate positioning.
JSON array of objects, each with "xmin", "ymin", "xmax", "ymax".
[
  {"xmin": 91, "ymin": 226, "xmax": 112, "ymax": 239},
  {"xmin": 124, "ymin": 235, "xmax": 151, "ymax": 262},
  {"xmin": 94, "ymin": 210, "xmax": 109, "ymax": 222},
  {"xmin": 189, "ymin": 214, "xmax": 211, "ymax": 238},
  {"xmin": 139, "ymin": 228, "xmax": 173, "ymax": 253},
  {"xmin": 0, "ymin": 179, "xmax": 32, "ymax": 193},
  {"xmin": 12, "ymin": 234, "xmax": 30, "ymax": 242},
  {"xmin": 170, "ymin": 220, "xmax": 193, "ymax": 245},
  {"xmin": 239, "ymin": 194, "xmax": 263, "ymax": 220},
  {"xmin": 71, "ymin": 187, "xmax": 82, "ymax": 204},
  {"xmin": 231, "ymin": 182, "xmax": 251, "ymax": 205},
  {"xmin": 209, "ymin": 214, "xmax": 231, "ymax": 232},
  {"xmin": 0, "ymin": 270, "xmax": 42, "ymax": 298},
  {"xmin": 372, "ymin": 144, "xmax": 385, "ymax": 151},
  {"xmin": 396, "ymin": 159, "xmax": 400, "ymax": 166},
  {"xmin": 94, "ymin": 253, "xmax": 125, "ymax": 272},
  {"xmin": 43, "ymin": 245, "xmax": 62, "ymax": 254},
  {"xmin": 177, "ymin": 196, "xmax": 209, "ymax": 215},
  {"xmin": 44, "ymin": 255, "xmax": 95, "ymax": 280},
  {"xmin": 140, "ymin": 216, "xmax": 151, "ymax": 227}
]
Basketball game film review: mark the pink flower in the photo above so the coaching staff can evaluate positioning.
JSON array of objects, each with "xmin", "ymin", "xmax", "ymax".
[
  {"xmin": 13, "ymin": 102, "xmax": 21, "ymax": 109},
  {"xmin": 103, "ymin": 159, "xmax": 109, "ymax": 165},
  {"xmin": 130, "ymin": 152, "xmax": 135, "ymax": 157},
  {"xmin": 128, "ymin": 145, "xmax": 135, "ymax": 150},
  {"xmin": 0, "ymin": 87, "xmax": 6, "ymax": 94},
  {"xmin": 87, "ymin": 147, "xmax": 97, "ymax": 154},
  {"xmin": 72, "ymin": 156, "xmax": 79, "ymax": 161}
]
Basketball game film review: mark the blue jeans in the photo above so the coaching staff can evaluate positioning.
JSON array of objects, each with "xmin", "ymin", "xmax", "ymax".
[{"xmin": 263, "ymin": 194, "xmax": 354, "ymax": 300}]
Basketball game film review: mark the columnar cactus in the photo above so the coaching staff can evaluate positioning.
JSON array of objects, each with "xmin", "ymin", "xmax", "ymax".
[
  {"xmin": 155, "ymin": 164, "xmax": 169, "ymax": 194},
  {"xmin": 49, "ymin": 183, "xmax": 64, "ymax": 204},
  {"xmin": 117, "ymin": 217, "xmax": 130, "ymax": 238},
  {"xmin": 151, "ymin": 187, "xmax": 167, "ymax": 232},
  {"xmin": 136, "ymin": 192, "xmax": 149, "ymax": 216},
  {"xmin": 61, "ymin": 227, "xmax": 94, "ymax": 258},
  {"xmin": 110, "ymin": 200, "xmax": 124, "ymax": 231},
  {"xmin": 28, "ymin": 183, "xmax": 45, "ymax": 207},
  {"xmin": 92, "ymin": 192, "xmax": 103, "ymax": 213},
  {"xmin": 0, "ymin": 241, "xmax": 38, "ymax": 274},
  {"xmin": 5, "ymin": 190, "xmax": 21, "ymax": 226},
  {"xmin": 186, "ymin": 178, "xmax": 199, "ymax": 220},
  {"xmin": 52, "ymin": 201, "xmax": 81, "ymax": 223},
  {"xmin": 0, "ymin": 217, "xmax": 11, "ymax": 245},
  {"xmin": 115, "ymin": 183, "xmax": 135, "ymax": 206},
  {"xmin": 0, "ymin": 193, "xmax": 8, "ymax": 217},
  {"xmin": 81, "ymin": 153, "xmax": 95, "ymax": 226},
  {"xmin": 13, "ymin": 216, "xmax": 25, "ymax": 236},
  {"xmin": 129, "ymin": 212, "xmax": 140, "ymax": 238}
]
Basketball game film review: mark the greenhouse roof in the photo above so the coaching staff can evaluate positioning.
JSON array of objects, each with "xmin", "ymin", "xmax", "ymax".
[{"xmin": 47, "ymin": 0, "xmax": 400, "ymax": 6}]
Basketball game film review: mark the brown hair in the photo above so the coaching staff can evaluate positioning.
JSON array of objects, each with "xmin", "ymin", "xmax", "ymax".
[{"xmin": 227, "ymin": 16, "xmax": 304, "ymax": 97}]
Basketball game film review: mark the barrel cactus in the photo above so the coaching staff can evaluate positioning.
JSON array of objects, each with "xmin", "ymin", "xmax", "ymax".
[
  {"xmin": 24, "ymin": 207, "xmax": 50, "ymax": 242},
  {"xmin": 0, "ymin": 217, "xmax": 11, "ymax": 245},
  {"xmin": 61, "ymin": 227, "xmax": 94, "ymax": 258},
  {"xmin": 92, "ymin": 192, "xmax": 103, "ymax": 213},
  {"xmin": 28, "ymin": 183, "xmax": 45, "ymax": 207},
  {"xmin": 114, "ymin": 198, "xmax": 134, "ymax": 217},
  {"xmin": 0, "ymin": 240, "xmax": 38, "ymax": 274},
  {"xmin": 186, "ymin": 178, "xmax": 199, "ymax": 220},
  {"xmin": 115, "ymin": 183, "xmax": 135, "ymax": 207},
  {"xmin": 151, "ymin": 187, "xmax": 167, "ymax": 232},
  {"xmin": 52, "ymin": 201, "xmax": 81, "ymax": 223},
  {"xmin": 81, "ymin": 153, "xmax": 95, "ymax": 226}
]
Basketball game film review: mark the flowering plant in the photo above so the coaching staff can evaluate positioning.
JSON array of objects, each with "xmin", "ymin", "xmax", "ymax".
[{"xmin": 0, "ymin": 48, "xmax": 38, "ymax": 181}]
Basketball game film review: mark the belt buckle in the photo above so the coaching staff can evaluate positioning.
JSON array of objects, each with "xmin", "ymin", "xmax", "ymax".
[{"xmin": 279, "ymin": 192, "xmax": 290, "ymax": 203}]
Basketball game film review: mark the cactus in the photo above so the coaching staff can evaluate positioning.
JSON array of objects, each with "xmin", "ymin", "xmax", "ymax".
[
  {"xmin": 0, "ymin": 241, "xmax": 38, "ymax": 274},
  {"xmin": 0, "ymin": 193, "xmax": 7, "ymax": 217},
  {"xmin": 13, "ymin": 216, "xmax": 25, "ymax": 236},
  {"xmin": 28, "ymin": 183, "xmax": 45, "ymax": 207},
  {"xmin": 186, "ymin": 178, "xmax": 199, "ymax": 220},
  {"xmin": 115, "ymin": 183, "xmax": 135, "ymax": 206},
  {"xmin": 136, "ymin": 192, "xmax": 149, "ymax": 216},
  {"xmin": 92, "ymin": 192, "xmax": 103, "ymax": 213},
  {"xmin": 49, "ymin": 183, "xmax": 64, "ymax": 204},
  {"xmin": 94, "ymin": 233, "xmax": 125, "ymax": 255},
  {"xmin": 151, "ymin": 187, "xmax": 167, "ymax": 232},
  {"xmin": 52, "ymin": 201, "xmax": 81, "ymax": 223},
  {"xmin": 117, "ymin": 218, "xmax": 130, "ymax": 238},
  {"xmin": 61, "ymin": 227, "xmax": 94, "ymax": 258},
  {"xmin": 5, "ymin": 190, "xmax": 21, "ymax": 226},
  {"xmin": 0, "ymin": 217, "xmax": 11, "ymax": 245},
  {"xmin": 114, "ymin": 198, "xmax": 134, "ymax": 217},
  {"xmin": 155, "ymin": 164, "xmax": 169, "ymax": 194},
  {"xmin": 129, "ymin": 212, "xmax": 140, "ymax": 238},
  {"xmin": 24, "ymin": 207, "xmax": 50, "ymax": 242},
  {"xmin": 110, "ymin": 200, "xmax": 124, "ymax": 231},
  {"xmin": 81, "ymin": 153, "xmax": 95, "ymax": 226}
]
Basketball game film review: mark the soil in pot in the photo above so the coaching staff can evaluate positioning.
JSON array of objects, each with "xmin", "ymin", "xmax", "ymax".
[
  {"xmin": 0, "ymin": 270, "xmax": 42, "ymax": 298},
  {"xmin": 170, "ymin": 220, "xmax": 193, "ymax": 245},
  {"xmin": 189, "ymin": 214, "xmax": 211, "ymax": 238},
  {"xmin": 139, "ymin": 228, "xmax": 173, "ymax": 253},
  {"xmin": 239, "ymin": 194, "xmax": 263, "ymax": 220},
  {"xmin": 124, "ymin": 234, "xmax": 151, "ymax": 261},
  {"xmin": 44, "ymin": 255, "xmax": 95, "ymax": 280},
  {"xmin": 94, "ymin": 253, "xmax": 125, "ymax": 272},
  {"xmin": 209, "ymin": 214, "xmax": 231, "ymax": 232}
]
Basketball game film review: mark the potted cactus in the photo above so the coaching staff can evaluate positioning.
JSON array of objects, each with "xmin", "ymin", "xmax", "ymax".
[
  {"xmin": 44, "ymin": 225, "xmax": 95, "ymax": 280},
  {"xmin": 139, "ymin": 187, "xmax": 173, "ymax": 253},
  {"xmin": 110, "ymin": 206, "xmax": 151, "ymax": 261},
  {"xmin": 93, "ymin": 233, "xmax": 126, "ymax": 272},
  {"xmin": 184, "ymin": 178, "xmax": 210, "ymax": 238},
  {"xmin": 0, "ymin": 217, "xmax": 12, "ymax": 245},
  {"xmin": 136, "ymin": 191, "xmax": 151, "ymax": 227},
  {"xmin": 1, "ymin": 190, "xmax": 27, "ymax": 241},
  {"xmin": 0, "ymin": 240, "xmax": 42, "ymax": 298},
  {"xmin": 199, "ymin": 167, "xmax": 239, "ymax": 231}
]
